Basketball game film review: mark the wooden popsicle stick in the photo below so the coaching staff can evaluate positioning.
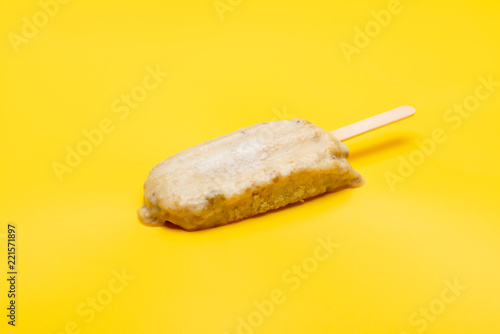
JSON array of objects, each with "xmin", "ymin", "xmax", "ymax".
[{"xmin": 331, "ymin": 106, "xmax": 415, "ymax": 141}]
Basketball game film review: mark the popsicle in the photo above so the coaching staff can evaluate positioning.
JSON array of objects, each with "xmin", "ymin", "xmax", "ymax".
[{"xmin": 138, "ymin": 106, "xmax": 415, "ymax": 230}]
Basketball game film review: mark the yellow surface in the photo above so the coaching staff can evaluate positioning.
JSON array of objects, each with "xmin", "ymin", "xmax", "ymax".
[{"xmin": 1, "ymin": 0, "xmax": 499, "ymax": 333}]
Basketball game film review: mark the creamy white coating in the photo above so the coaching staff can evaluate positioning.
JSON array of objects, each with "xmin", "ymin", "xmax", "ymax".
[{"xmin": 138, "ymin": 118, "xmax": 364, "ymax": 230}]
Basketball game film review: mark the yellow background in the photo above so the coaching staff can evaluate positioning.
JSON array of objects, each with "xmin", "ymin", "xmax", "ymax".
[{"xmin": 1, "ymin": 0, "xmax": 499, "ymax": 333}]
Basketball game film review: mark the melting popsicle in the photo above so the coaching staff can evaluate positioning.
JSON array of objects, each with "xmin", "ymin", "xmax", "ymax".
[{"xmin": 138, "ymin": 106, "xmax": 415, "ymax": 230}]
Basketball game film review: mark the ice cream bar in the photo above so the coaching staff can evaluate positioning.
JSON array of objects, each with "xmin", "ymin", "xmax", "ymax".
[
  {"xmin": 138, "ymin": 106, "xmax": 415, "ymax": 230},
  {"xmin": 138, "ymin": 118, "xmax": 364, "ymax": 230}
]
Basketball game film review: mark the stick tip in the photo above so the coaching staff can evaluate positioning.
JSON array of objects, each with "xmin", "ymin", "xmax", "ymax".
[{"xmin": 399, "ymin": 105, "xmax": 416, "ymax": 117}]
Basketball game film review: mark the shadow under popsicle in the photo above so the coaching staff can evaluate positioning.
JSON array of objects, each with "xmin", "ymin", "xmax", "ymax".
[{"xmin": 348, "ymin": 133, "xmax": 416, "ymax": 162}]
